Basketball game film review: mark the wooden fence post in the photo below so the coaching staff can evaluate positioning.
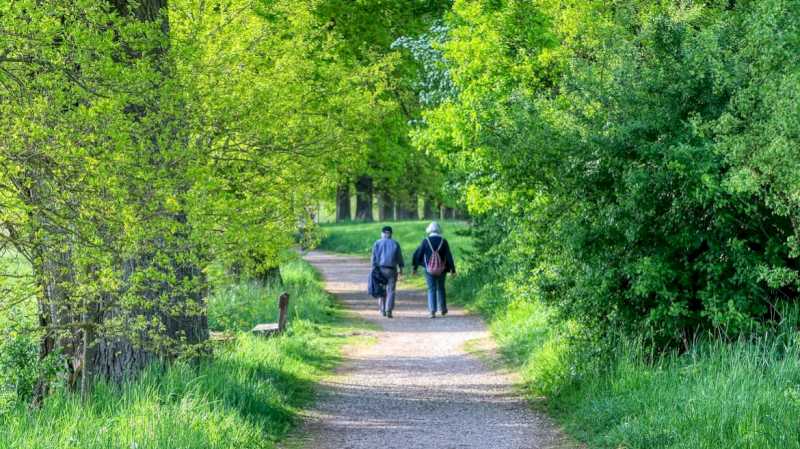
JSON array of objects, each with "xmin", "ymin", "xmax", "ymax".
[
  {"xmin": 252, "ymin": 291, "xmax": 291, "ymax": 337},
  {"xmin": 278, "ymin": 292, "xmax": 290, "ymax": 333}
]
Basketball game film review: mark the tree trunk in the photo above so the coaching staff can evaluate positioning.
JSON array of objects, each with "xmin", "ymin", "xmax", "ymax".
[
  {"xmin": 396, "ymin": 193, "xmax": 418, "ymax": 220},
  {"xmin": 423, "ymin": 197, "xmax": 437, "ymax": 220},
  {"xmin": 336, "ymin": 184, "xmax": 351, "ymax": 222},
  {"xmin": 441, "ymin": 206, "xmax": 455, "ymax": 220},
  {"xmin": 227, "ymin": 260, "xmax": 244, "ymax": 281},
  {"xmin": 25, "ymin": 0, "xmax": 210, "ymax": 403},
  {"xmin": 89, "ymin": 0, "xmax": 209, "ymax": 385},
  {"xmin": 378, "ymin": 192, "xmax": 395, "ymax": 221},
  {"xmin": 31, "ymin": 235, "xmax": 78, "ymax": 405},
  {"xmin": 354, "ymin": 176, "xmax": 374, "ymax": 222}
]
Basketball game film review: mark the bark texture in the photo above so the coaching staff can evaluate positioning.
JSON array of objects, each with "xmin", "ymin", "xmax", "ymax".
[
  {"xmin": 396, "ymin": 193, "xmax": 418, "ymax": 220},
  {"xmin": 378, "ymin": 192, "xmax": 395, "ymax": 221},
  {"xmin": 354, "ymin": 176, "xmax": 374, "ymax": 222},
  {"xmin": 336, "ymin": 184, "xmax": 352, "ymax": 222}
]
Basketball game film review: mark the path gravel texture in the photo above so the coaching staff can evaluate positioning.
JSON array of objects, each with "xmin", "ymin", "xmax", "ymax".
[{"xmin": 297, "ymin": 251, "xmax": 571, "ymax": 449}]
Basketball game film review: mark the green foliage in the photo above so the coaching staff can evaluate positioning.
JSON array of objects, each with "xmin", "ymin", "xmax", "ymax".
[
  {"xmin": 314, "ymin": 0, "xmax": 452, "ymax": 202},
  {"xmin": 208, "ymin": 259, "xmax": 335, "ymax": 332},
  {"xmin": 417, "ymin": 0, "xmax": 800, "ymax": 345},
  {"xmin": 0, "ymin": 251, "xmax": 40, "ymax": 409},
  {"xmin": 0, "ymin": 259, "xmax": 349, "ymax": 448},
  {"xmin": 0, "ymin": 334, "xmax": 39, "ymax": 410},
  {"xmin": 0, "ymin": 0, "xmax": 391, "ymax": 390}
]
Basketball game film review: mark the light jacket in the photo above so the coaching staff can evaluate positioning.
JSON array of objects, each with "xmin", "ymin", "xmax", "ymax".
[{"xmin": 371, "ymin": 237, "xmax": 405, "ymax": 269}]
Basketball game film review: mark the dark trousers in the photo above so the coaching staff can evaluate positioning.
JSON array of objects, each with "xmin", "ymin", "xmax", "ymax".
[{"xmin": 379, "ymin": 267, "xmax": 397, "ymax": 313}]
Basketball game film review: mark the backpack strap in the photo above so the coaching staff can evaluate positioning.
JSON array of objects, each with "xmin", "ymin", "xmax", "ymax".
[{"xmin": 426, "ymin": 237, "xmax": 445, "ymax": 252}]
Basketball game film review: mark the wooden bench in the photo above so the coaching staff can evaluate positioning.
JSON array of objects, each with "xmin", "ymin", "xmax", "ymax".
[{"xmin": 252, "ymin": 292, "xmax": 290, "ymax": 337}]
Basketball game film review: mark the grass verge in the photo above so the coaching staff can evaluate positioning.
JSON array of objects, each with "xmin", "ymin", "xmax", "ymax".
[
  {"xmin": 322, "ymin": 221, "xmax": 800, "ymax": 449},
  {"xmin": 451, "ymin": 265, "xmax": 800, "ymax": 449},
  {"xmin": 0, "ymin": 258, "xmax": 360, "ymax": 449}
]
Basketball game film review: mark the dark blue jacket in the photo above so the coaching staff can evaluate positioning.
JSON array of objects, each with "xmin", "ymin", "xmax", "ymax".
[
  {"xmin": 412, "ymin": 235, "xmax": 456, "ymax": 274},
  {"xmin": 368, "ymin": 267, "xmax": 387, "ymax": 298}
]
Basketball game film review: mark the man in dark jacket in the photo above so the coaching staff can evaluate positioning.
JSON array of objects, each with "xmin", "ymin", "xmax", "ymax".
[
  {"xmin": 371, "ymin": 226, "xmax": 404, "ymax": 318},
  {"xmin": 412, "ymin": 222, "xmax": 456, "ymax": 318}
]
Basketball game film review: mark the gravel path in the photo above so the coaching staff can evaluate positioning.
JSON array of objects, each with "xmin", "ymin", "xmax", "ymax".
[{"xmin": 296, "ymin": 251, "xmax": 571, "ymax": 449}]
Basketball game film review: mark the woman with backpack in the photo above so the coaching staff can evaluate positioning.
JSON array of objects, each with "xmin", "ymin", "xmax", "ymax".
[{"xmin": 412, "ymin": 222, "xmax": 457, "ymax": 318}]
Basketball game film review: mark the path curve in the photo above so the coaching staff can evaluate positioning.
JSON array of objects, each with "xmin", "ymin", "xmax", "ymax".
[{"xmin": 297, "ymin": 251, "xmax": 570, "ymax": 449}]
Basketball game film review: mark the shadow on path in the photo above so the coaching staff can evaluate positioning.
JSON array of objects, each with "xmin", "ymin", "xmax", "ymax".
[{"xmin": 293, "ymin": 251, "xmax": 570, "ymax": 449}]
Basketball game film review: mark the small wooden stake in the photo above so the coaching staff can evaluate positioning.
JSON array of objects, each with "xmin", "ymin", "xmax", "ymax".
[
  {"xmin": 252, "ymin": 292, "xmax": 290, "ymax": 337},
  {"xmin": 278, "ymin": 292, "xmax": 290, "ymax": 332}
]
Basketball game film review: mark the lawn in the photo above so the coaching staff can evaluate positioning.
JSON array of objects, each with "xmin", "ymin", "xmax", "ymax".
[{"xmin": 318, "ymin": 220, "xmax": 472, "ymax": 266}]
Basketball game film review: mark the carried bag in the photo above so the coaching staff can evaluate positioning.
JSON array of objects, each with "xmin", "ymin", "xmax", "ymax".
[
  {"xmin": 425, "ymin": 237, "xmax": 446, "ymax": 276},
  {"xmin": 368, "ymin": 266, "xmax": 388, "ymax": 298}
]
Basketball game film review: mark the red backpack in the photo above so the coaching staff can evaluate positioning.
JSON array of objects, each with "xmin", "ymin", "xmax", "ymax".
[{"xmin": 425, "ymin": 237, "xmax": 446, "ymax": 275}]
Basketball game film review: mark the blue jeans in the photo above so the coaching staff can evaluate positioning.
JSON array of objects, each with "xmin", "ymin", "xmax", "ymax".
[{"xmin": 424, "ymin": 272, "xmax": 447, "ymax": 314}]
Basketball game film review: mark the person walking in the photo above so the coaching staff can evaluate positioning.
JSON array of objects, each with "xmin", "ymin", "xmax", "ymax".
[
  {"xmin": 412, "ymin": 222, "xmax": 456, "ymax": 318},
  {"xmin": 371, "ymin": 225, "xmax": 404, "ymax": 318}
]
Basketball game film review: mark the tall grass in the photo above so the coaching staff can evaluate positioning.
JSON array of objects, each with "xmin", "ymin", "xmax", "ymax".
[
  {"xmin": 0, "ymin": 259, "xmax": 350, "ymax": 449},
  {"xmin": 450, "ymin": 265, "xmax": 800, "ymax": 449},
  {"xmin": 552, "ymin": 337, "xmax": 800, "ymax": 449},
  {"xmin": 208, "ymin": 259, "xmax": 335, "ymax": 332}
]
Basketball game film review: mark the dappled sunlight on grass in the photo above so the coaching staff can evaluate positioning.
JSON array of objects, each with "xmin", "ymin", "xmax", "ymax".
[
  {"xmin": 0, "ymin": 259, "xmax": 363, "ymax": 449},
  {"xmin": 450, "ymin": 263, "xmax": 800, "ymax": 449}
]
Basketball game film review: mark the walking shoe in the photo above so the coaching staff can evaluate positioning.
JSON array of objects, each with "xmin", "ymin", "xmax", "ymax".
[
  {"xmin": 387, "ymin": 312, "xmax": 393, "ymax": 319},
  {"xmin": 441, "ymin": 310, "xmax": 448, "ymax": 317},
  {"xmin": 430, "ymin": 312, "xmax": 436, "ymax": 319},
  {"xmin": 381, "ymin": 310, "xmax": 386, "ymax": 317}
]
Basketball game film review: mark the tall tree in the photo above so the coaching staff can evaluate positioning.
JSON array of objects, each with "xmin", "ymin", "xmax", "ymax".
[{"xmin": 355, "ymin": 176, "xmax": 374, "ymax": 221}]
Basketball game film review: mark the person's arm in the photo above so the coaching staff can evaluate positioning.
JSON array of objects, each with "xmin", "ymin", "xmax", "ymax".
[
  {"xmin": 412, "ymin": 242, "xmax": 422, "ymax": 273},
  {"xmin": 396, "ymin": 244, "xmax": 405, "ymax": 272},
  {"xmin": 444, "ymin": 240, "xmax": 456, "ymax": 274},
  {"xmin": 371, "ymin": 241, "xmax": 379, "ymax": 268}
]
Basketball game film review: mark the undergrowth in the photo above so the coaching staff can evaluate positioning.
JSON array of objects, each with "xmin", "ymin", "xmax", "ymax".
[
  {"xmin": 451, "ymin": 264, "xmax": 800, "ymax": 449},
  {"xmin": 0, "ymin": 258, "xmax": 352, "ymax": 449}
]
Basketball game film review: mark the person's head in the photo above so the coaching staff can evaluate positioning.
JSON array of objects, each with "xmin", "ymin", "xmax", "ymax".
[
  {"xmin": 426, "ymin": 221, "xmax": 442, "ymax": 236},
  {"xmin": 381, "ymin": 225, "xmax": 393, "ymax": 238}
]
